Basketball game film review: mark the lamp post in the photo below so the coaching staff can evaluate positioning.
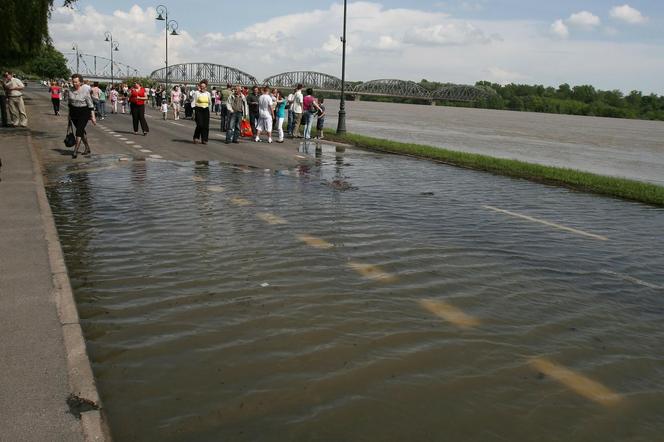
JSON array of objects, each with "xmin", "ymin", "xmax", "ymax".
[
  {"xmin": 104, "ymin": 32, "xmax": 119, "ymax": 87},
  {"xmin": 72, "ymin": 43, "xmax": 80, "ymax": 74},
  {"xmin": 156, "ymin": 5, "xmax": 180, "ymax": 92},
  {"xmin": 336, "ymin": 0, "xmax": 348, "ymax": 134}
]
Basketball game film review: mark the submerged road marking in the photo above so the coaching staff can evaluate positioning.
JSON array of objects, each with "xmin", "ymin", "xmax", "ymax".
[
  {"xmin": 529, "ymin": 357, "xmax": 622, "ymax": 406},
  {"xmin": 483, "ymin": 206, "xmax": 608, "ymax": 241},
  {"xmin": 347, "ymin": 261, "xmax": 397, "ymax": 283},
  {"xmin": 600, "ymin": 270, "xmax": 662, "ymax": 289},
  {"xmin": 297, "ymin": 234, "xmax": 334, "ymax": 249},
  {"xmin": 230, "ymin": 197, "xmax": 251, "ymax": 206},
  {"xmin": 256, "ymin": 212, "xmax": 288, "ymax": 225},
  {"xmin": 134, "ymin": 145, "xmax": 142, "ymax": 149},
  {"xmin": 419, "ymin": 299, "xmax": 480, "ymax": 329},
  {"xmin": 207, "ymin": 186, "xmax": 226, "ymax": 193},
  {"xmin": 149, "ymin": 154, "xmax": 163, "ymax": 159},
  {"xmin": 140, "ymin": 149, "xmax": 152, "ymax": 153},
  {"xmin": 192, "ymin": 176, "xmax": 206, "ymax": 182}
]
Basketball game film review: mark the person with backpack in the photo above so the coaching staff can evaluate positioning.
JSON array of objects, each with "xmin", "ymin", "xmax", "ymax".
[{"xmin": 302, "ymin": 88, "xmax": 322, "ymax": 140}]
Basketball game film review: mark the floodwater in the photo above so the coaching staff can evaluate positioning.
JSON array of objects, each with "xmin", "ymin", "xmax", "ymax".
[
  {"xmin": 46, "ymin": 145, "xmax": 664, "ymax": 441},
  {"xmin": 323, "ymin": 99, "xmax": 664, "ymax": 185}
]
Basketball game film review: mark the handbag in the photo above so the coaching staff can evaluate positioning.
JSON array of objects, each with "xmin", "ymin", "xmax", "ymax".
[
  {"xmin": 240, "ymin": 119, "xmax": 253, "ymax": 137},
  {"xmin": 64, "ymin": 119, "xmax": 76, "ymax": 147}
]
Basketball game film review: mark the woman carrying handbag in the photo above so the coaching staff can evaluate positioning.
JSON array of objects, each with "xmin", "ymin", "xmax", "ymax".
[{"xmin": 65, "ymin": 74, "xmax": 96, "ymax": 159}]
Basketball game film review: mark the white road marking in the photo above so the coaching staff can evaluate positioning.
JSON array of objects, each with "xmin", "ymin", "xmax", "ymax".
[
  {"xmin": 529, "ymin": 357, "xmax": 622, "ymax": 406},
  {"xmin": 118, "ymin": 138, "xmax": 128, "ymax": 141},
  {"xmin": 145, "ymin": 114, "xmax": 154, "ymax": 118},
  {"xmin": 171, "ymin": 122, "xmax": 185, "ymax": 127},
  {"xmin": 113, "ymin": 134, "xmax": 122, "ymax": 137},
  {"xmin": 256, "ymin": 212, "xmax": 288, "ymax": 225},
  {"xmin": 230, "ymin": 197, "xmax": 251, "ymax": 206},
  {"xmin": 149, "ymin": 154, "xmax": 163, "ymax": 159},
  {"xmin": 192, "ymin": 176, "xmax": 205, "ymax": 182},
  {"xmin": 297, "ymin": 234, "xmax": 334, "ymax": 249},
  {"xmin": 207, "ymin": 186, "xmax": 226, "ymax": 193},
  {"xmin": 140, "ymin": 149, "xmax": 152, "ymax": 153},
  {"xmin": 125, "ymin": 141, "xmax": 135, "ymax": 145},
  {"xmin": 483, "ymin": 206, "xmax": 608, "ymax": 241},
  {"xmin": 134, "ymin": 145, "xmax": 142, "ymax": 149},
  {"xmin": 419, "ymin": 299, "xmax": 480, "ymax": 329},
  {"xmin": 347, "ymin": 261, "xmax": 397, "ymax": 283},
  {"xmin": 600, "ymin": 270, "xmax": 662, "ymax": 289}
]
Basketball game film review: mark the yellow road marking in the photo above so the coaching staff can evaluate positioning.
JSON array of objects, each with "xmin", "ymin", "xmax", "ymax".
[
  {"xmin": 256, "ymin": 212, "xmax": 288, "ymax": 225},
  {"xmin": 207, "ymin": 186, "xmax": 226, "ymax": 193},
  {"xmin": 529, "ymin": 357, "xmax": 621, "ymax": 406},
  {"xmin": 297, "ymin": 234, "xmax": 333, "ymax": 249},
  {"xmin": 348, "ymin": 261, "xmax": 397, "ymax": 283},
  {"xmin": 483, "ymin": 206, "xmax": 608, "ymax": 241},
  {"xmin": 230, "ymin": 197, "xmax": 251, "ymax": 206},
  {"xmin": 419, "ymin": 299, "xmax": 480, "ymax": 329}
]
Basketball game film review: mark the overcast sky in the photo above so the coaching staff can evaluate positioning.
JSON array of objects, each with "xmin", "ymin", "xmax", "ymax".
[{"xmin": 49, "ymin": 1, "xmax": 664, "ymax": 94}]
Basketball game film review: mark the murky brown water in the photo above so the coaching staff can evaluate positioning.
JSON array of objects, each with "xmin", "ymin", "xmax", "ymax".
[
  {"xmin": 323, "ymin": 100, "xmax": 664, "ymax": 185},
  {"xmin": 47, "ymin": 146, "xmax": 664, "ymax": 441}
]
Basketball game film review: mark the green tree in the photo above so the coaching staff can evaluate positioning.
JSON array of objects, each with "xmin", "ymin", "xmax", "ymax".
[{"xmin": 28, "ymin": 45, "xmax": 70, "ymax": 79}]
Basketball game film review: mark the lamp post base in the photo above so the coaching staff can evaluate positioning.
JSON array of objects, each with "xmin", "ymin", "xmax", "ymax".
[{"xmin": 336, "ymin": 109, "xmax": 347, "ymax": 135}]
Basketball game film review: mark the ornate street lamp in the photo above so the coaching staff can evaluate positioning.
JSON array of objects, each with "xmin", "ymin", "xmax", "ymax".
[
  {"xmin": 156, "ymin": 5, "xmax": 180, "ymax": 91},
  {"xmin": 104, "ymin": 32, "xmax": 119, "ymax": 86},
  {"xmin": 72, "ymin": 43, "xmax": 81, "ymax": 74},
  {"xmin": 336, "ymin": 0, "xmax": 348, "ymax": 134}
]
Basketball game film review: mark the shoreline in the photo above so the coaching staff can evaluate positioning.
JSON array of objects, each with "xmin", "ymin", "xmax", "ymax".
[{"xmin": 323, "ymin": 129, "xmax": 664, "ymax": 207}]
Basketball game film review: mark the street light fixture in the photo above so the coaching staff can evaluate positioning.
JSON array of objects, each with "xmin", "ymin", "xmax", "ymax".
[
  {"xmin": 72, "ymin": 43, "xmax": 81, "ymax": 74},
  {"xmin": 336, "ymin": 0, "xmax": 348, "ymax": 135},
  {"xmin": 104, "ymin": 32, "xmax": 119, "ymax": 87},
  {"xmin": 156, "ymin": 5, "xmax": 180, "ymax": 92}
]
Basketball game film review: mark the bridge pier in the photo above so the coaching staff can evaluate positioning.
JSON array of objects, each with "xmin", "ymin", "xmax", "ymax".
[
  {"xmin": 353, "ymin": 95, "xmax": 361, "ymax": 102},
  {"xmin": 430, "ymin": 100, "xmax": 437, "ymax": 106}
]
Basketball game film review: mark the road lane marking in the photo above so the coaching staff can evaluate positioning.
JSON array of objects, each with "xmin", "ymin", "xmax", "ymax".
[
  {"xmin": 256, "ymin": 212, "xmax": 288, "ymax": 225},
  {"xmin": 134, "ymin": 145, "xmax": 142, "ymax": 149},
  {"xmin": 295, "ymin": 155, "xmax": 307, "ymax": 159},
  {"xmin": 207, "ymin": 186, "xmax": 226, "ymax": 193},
  {"xmin": 419, "ymin": 299, "xmax": 480, "ymax": 329},
  {"xmin": 297, "ymin": 234, "xmax": 334, "ymax": 249},
  {"xmin": 192, "ymin": 176, "xmax": 205, "ymax": 182},
  {"xmin": 171, "ymin": 122, "xmax": 185, "ymax": 127},
  {"xmin": 347, "ymin": 261, "xmax": 397, "ymax": 283},
  {"xmin": 118, "ymin": 138, "xmax": 128, "ymax": 141},
  {"xmin": 145, "ymin": 114, "xmax": 154, "ymax": 118},
  {"xmin": 125, "ymin": 141, "xmax": 135, "ymax": 145},
  {"xmin": 483, "ymin": 206, "xmax": 608, "ymax": 241},
  {"xmin": 529, "ymin": 357, "xmax": 622, "ymax": 406},
  {"xmin": 230, "ymin": 197, "xmax": 251, "ymax": 206},
  {"xmin": 149, "ymin": 154, "xmax": 163, "ymax": 159},
  {"xmin": 113, "ymin": 134, "xmax": 122, "ymax": 137},
  {"xmin": 140, "ymin": 149, "xmax": 152, "ymax": 153},
  {"xmin": 600, "ymin": 270, "xmax": 662, "ymax": 289}
]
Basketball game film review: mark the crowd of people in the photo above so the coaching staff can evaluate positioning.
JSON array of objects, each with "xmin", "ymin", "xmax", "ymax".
[{"xmin": 36, "ymin": 74, "xmax": 328, "ymax": 158}]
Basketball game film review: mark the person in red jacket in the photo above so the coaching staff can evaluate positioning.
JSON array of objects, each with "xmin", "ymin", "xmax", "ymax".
[{"xmin": 129, "ymin": 82, "xmax": 149, "ymax": 135}]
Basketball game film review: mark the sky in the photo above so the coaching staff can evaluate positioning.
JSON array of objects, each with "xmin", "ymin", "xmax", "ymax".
[{"xmin": 49, "ymin": 1, "xmax": 664, "ymax": 94}]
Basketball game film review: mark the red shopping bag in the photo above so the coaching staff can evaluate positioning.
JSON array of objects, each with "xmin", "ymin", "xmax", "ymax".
[{"xmin": 240, "ymin": 119, "xmax": 253, "ymax": 137}]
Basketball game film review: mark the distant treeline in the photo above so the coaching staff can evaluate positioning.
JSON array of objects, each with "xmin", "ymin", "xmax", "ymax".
[{"xmin": 421, "ymin": 80, "xmax": 663, "ymax": 121}]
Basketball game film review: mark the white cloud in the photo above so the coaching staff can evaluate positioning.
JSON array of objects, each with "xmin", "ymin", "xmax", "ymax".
[
  {"xmin": 47, "ymin": 2, "xmax": 664, "ymax": 94},
  {"xmin": 567, "ymin": 11, "xmax": 601, "ymax": 29},
  {"xmin": 610, "ymin": 5, "xmax": 648, "ymax": 24},
  {"xmin": 550, "ymin": 19, "xmax": 569, "ymax": 39}
]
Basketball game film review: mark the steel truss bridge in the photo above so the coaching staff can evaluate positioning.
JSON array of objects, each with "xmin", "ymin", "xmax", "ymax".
[
  {"xmin": 149, "ymin": 63, "xmax": 495, "ymax": 103},
  {"xmin": 64, "ymin": 52, "xmax": 140, "ymax": 82}
]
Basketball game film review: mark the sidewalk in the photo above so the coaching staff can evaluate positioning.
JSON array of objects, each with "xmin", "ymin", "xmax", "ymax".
[{"xmin": 0, "ymin": 126, "xmax": 105, "ymax": 440}]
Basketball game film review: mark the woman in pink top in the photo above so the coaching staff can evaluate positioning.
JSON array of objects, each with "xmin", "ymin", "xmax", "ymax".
[
  {"xmin": 49, "ymin": 81, "xmax": 62, "ymax": 115},
  {"xmin": 170, "ymin": 86, "xmax": 181, "ymax": 120}
]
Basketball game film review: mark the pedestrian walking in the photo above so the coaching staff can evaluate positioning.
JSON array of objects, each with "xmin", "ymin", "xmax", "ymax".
[
  {"xmin": 90, "ymin": 82, "xmax": 101, "ymax": 118},
  {"xmin": 49, "ymin": 81, "xmax": 62, "ymax": 115},
  {"xmin": 192, "ymin": 79, "xmax": 211, "ymax": 144},
  {"xmin": 110, "ymin": 86, "xmax": 118, "ymax": 114},
  {"xmin": 225, "ymin": 85, "xmax": 248, "ymax": 144},
  {"xmin": 275, "ymin": 91, "xmax": 286, "ymax": 143},
  {"xmin": 303, "ymin": 88, "xmax": 322, "ymax": 140},
  {"xmin": 220, "ymin": 83, "xmax": 232, "ymax": 132},
  {"xmin": 286, "ymin": 88, "xmax": 295, "ymax": 137},
  {"xmin": 171, "ymin": 86, "xmax": 181, "ymax": 120},
  {"xmin": 98, "ymin": 88, "xmax": 106, "ymax": 120},
  {"xmin": 65, "ymin": 74, "xmax": 96, "ymax": 158},
  {"xmin": 255, "ymin": 86, "xmax": 274, "ymax": 143},
  {"xmin": 121, "ymin": 84, "xmax": 129, "ymax": 114},
  {"xmin": 316, "ymin": 97, "xmax": 326, "ymax": 139},
  {"xmin": 3, "ymin": 72, "xmax": 28, "ymax": 127},
  {"xmin": 292, "ymin": 84, "xmax": 304, "ymax": 138},
  {"xmin": 129, "ymin": 82, "xmax": 149, "ymax": 135},
  {"xmin": 247, "ymin": 86, "xmax": 260, "ymax": 137}
]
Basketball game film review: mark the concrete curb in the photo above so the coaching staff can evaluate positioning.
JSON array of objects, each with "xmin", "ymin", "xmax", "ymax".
[{"xmin": 27, "ymin": 132, "xmax": 112, "ymax": 442}]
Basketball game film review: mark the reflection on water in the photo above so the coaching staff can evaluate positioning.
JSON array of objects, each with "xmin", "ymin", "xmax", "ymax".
[{"xmin": 46, "ymin": 148, "xmax": 664, "ymax": 441}]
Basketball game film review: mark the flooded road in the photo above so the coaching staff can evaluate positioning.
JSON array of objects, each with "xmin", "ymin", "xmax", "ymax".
[
  {"xmin": 323, "ymin": 100, "xmax": 664, "ymax": 185},
  {"xmin": 46, "ymin": 145, "xmax": 664, "ymax": 441}
]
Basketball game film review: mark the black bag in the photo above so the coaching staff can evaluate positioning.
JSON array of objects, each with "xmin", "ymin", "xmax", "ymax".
[{"xmin": 64, "ymin": 120, "xmax": 76, "ymax": 147}]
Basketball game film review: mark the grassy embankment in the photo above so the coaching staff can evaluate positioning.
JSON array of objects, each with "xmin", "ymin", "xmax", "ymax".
[{"xmin": 322, "ymin": 129, "xmax": 664, "ymax": 207}]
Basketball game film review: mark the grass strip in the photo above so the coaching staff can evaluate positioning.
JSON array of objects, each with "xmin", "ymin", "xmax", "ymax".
[{"xmin": 323, "ymin": 129, "xmax": 664, "ymax": 207}]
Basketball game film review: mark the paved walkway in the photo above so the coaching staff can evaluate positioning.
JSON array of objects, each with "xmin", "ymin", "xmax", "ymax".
[{"xmin": 0, "ymin": 127, "xmax": 86, "ymax": 440}]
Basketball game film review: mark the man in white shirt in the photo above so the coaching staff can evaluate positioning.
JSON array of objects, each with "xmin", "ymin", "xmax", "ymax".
[
  {"xmin": 3, "ymin": 72, "xmax": 27, "ymax": 127},
  {"xmin": 291, "ymin": 83, "xmax": 304, "ymax": 138},
  {"xmin": 255, "ymin": 86, "xmax": 275, "ymax": 143}
]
